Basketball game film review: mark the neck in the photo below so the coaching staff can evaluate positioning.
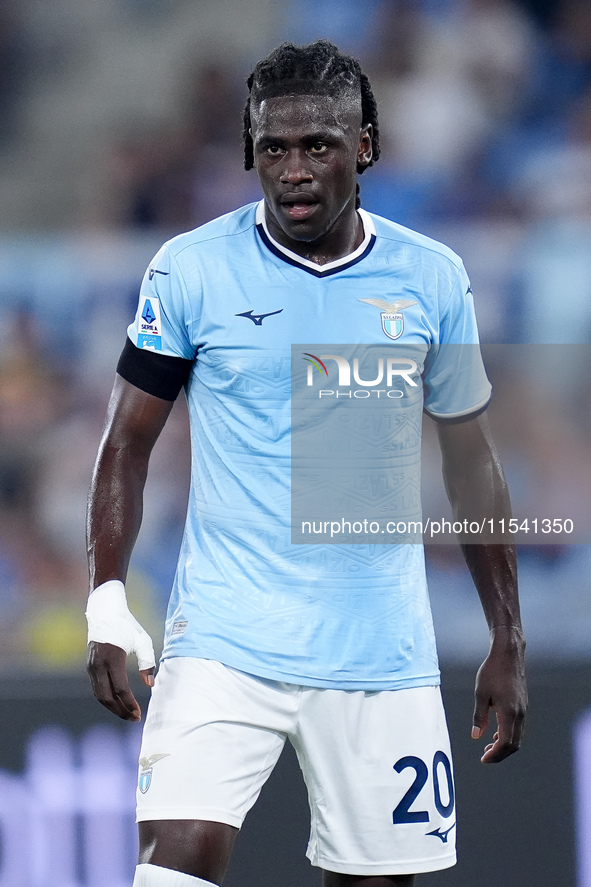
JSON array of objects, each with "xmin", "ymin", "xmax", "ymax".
[{"xmin": 264, "ymin": 203, "xmax": 364, "ymax": 266}]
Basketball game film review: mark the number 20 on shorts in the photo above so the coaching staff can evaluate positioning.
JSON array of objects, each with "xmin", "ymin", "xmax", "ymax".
[{"xmin": 392, "ymin": 751, "xmax": 455, "ymax": 824}]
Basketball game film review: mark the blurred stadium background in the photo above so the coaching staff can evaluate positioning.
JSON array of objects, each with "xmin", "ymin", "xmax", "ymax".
[{"xmin": 0, "ymin": 0, "xmax": 590, "ymax": 885}]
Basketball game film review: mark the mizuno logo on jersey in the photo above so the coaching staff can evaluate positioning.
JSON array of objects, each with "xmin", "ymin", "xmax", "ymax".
[
  {"xmin": 235, "ymin": 309, "xmax": 283, "ymax": 326},
  {"xmin": 148, "ymin": 268, "xmax": 169, "ymax": 280},
  {"xmin": 359, "ymin": 297, "xmax": 417, "ymax": 340}
]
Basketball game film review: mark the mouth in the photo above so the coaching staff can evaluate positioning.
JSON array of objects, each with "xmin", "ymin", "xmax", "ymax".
[{"xmin": 279, "ymin": 193, "xmax": 319, "ymax": 220}]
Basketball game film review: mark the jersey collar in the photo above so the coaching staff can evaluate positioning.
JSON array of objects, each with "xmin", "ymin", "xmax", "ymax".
[{"xmin": 255, "ymin": 200, "xmax": 376, "ymax": 277}]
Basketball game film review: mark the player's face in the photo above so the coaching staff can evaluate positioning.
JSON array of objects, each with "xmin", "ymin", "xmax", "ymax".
[{"xmin": 251, "ymin": 94, "xmax": 372, "ymax": 258}]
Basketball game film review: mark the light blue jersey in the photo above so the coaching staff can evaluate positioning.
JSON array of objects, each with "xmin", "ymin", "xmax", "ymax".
[{"xmin": 128, "ymin": 201, "xmax": 490, "ymax": 690}]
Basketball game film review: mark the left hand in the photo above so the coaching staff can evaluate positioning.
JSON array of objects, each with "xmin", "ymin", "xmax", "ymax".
[{"xmin": 471, "ymin": 626, "xmax": 527, "ymax": 763}]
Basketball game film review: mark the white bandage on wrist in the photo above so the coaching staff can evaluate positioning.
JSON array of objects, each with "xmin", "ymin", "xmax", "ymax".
[{"xmin": 85, "ymin": 579, "xmax": 156, "ymax": 671}]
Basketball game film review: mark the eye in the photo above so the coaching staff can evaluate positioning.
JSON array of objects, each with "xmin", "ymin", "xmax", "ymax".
[
  {"xmin": 266, "ymin": 145, "xmax": 284, "ymax": 156},
  {"xmin": 310, "ymin": 143, "xmax": 328, "ymax": 155}
]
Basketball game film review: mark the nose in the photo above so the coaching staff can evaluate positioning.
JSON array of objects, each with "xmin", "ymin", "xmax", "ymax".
[{"xmin": 279, "ymin": 149, "xmax": 313, "ymax": 185}]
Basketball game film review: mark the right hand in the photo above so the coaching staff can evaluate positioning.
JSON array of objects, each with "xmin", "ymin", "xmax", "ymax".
[
  {"xmin": 85, "ymin": 580, "xmax": 156, "ymax": 720},
  {"xmin": 87, "ymin": 641, "xmax": 154, "ymax": 721}
]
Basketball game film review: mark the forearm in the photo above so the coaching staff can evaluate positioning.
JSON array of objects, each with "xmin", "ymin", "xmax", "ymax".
[
  {"xmin": 86, "ymin": 439, "xmax": 148, "ymax": 590},
  {"xmin": 437, "ymin": 415, "xmax": 527, "ymax": 759},
  {"xmin": 460, "ymin": 543, "xmax": 522, "ymax": 635},
  {"xmin": 438, "ymin": 415, "xmax": 523, "ymax": 634},
  {"xmin": 452, "ymin": 442, "xmax": 521, "ymax": 632},
  {"xmin": 86, "ymin": 375, "xmax": 173, "ymax": 592}
]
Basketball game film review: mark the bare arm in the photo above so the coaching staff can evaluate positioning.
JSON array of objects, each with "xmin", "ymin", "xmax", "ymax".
[
  {"xmin": 86, "ymin": 374, "xmax": 173, "ymax": 720},
  {"xmin": 436, "ymin": 412, "xmax": 527, "ymax": 763}
]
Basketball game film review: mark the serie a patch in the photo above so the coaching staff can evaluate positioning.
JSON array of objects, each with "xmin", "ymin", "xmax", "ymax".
[{"xmin": 137, "ymin": 295, "xmax": 163, "ymax": 350}]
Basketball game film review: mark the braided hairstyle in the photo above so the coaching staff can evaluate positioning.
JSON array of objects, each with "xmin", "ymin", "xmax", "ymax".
[{"xmin": 243, "ymin": 40, "xmax": 380, "ymax": 206}]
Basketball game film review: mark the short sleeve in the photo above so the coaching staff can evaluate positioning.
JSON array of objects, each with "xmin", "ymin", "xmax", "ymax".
[
  {"xmin": 423, "ymin": 264, "xmax": 492, "ymax": 421},
  {"xmin": 127, "ymin": 244, "xmax": 197, "ymax": 360}
]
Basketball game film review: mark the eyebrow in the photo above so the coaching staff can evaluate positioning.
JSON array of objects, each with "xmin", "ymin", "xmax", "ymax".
[{"xmin": 256, "ymin": 128, "xmax": 341, "ymax": 145}]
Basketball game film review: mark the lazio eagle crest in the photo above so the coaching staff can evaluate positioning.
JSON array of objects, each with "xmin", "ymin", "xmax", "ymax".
[
  {"xmin": 138, "ymin": 753, "xmax": 169, "ymax": 794},
  {"xmin": 359, "ymin": 298, "xmax": 418, "ymax": 340}
]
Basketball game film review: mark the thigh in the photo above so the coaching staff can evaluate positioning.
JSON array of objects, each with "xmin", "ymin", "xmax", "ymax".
[
  {"xmin": 138, "ymin": 819, "xmax": 238, "ymax": 884},
  {"xmin": 294, "ymin": 685, "xmax": 456, "ymax": 878},
  {"xmin": 136, "ymin": 658, "xmax": 290, "ymax": 827}
]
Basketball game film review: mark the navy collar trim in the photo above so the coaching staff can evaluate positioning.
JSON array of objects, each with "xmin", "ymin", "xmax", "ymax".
[{"xmin": 255, "ymin": 201, "xmax": 376, "ymax": 277}]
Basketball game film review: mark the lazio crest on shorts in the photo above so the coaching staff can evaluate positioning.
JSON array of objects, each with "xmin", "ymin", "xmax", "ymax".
[{"xmin": 138, "ymin": 753, "xmax": 169, "ymax": 794}]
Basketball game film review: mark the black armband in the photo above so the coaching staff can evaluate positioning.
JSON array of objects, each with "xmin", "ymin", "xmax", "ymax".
[
  {"xmin": 424, "ymin": 397, "xmax": 491, "ymax": 425},
  {"xmin": 116, "ymin": 337, "xmax": 194, "ymax": 401}
]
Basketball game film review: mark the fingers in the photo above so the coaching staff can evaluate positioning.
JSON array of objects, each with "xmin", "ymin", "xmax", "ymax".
[
  {"xmin": 134, "ymin": 627, "xmax": 156, "ymax": 672},
  {"xmin": 480, "ymin": 729, "xmax": 517, "ymax": 764},
  {"xmin": 480, "ymin": 731, "xmax": 500, "ymax": 763},
  {"xmin": 471, "ymin": 650, "xmax": 527, "ymax": 764},
  {"xmin": 140, "ymin": 667, "xmax": 155, "ymax": 688},
  {"xmin": 87, "ymin": 641, "xmax": 142, "ymax": 721},
  {"xmin": 475, "ymin": 705, "xmax": 526, "ymax": 764},
  {"xmin": 471, "ymin": 693, "xmax": 490, "ymax": 740}
]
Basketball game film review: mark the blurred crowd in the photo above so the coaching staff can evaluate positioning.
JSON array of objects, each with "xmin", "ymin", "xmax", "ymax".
[{"xmin": 0, "ymin": 0, "xmax": 590, "ymax": 672}]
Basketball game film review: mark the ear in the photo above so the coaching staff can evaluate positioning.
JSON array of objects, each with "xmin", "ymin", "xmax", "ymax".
[{"xmin": 357, "ymin": 123, "xmax": 373, "ymax": 168}]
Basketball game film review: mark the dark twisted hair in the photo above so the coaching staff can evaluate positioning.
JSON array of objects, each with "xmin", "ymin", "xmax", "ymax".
[{"xmin": 242, "ymin": 40, "xmax": 380, "ymax": 204}]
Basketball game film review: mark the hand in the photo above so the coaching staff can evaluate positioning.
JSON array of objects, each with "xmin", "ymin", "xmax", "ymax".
[
  {"xmin": 87, "ymin": 641, "xmax": 154, "ymax": 721},
  {"xmin": 472, "ymin": 627, "xmax": 527, "ymax": 763},
  {"xmin": 85, "ymin": 579, "xmax": 156, "ymax": 720}
]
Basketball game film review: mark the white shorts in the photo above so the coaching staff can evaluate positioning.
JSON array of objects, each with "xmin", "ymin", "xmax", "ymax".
[{"xmin": 137, "ymin": 658, "xmax": 456, "ymax": 876}]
